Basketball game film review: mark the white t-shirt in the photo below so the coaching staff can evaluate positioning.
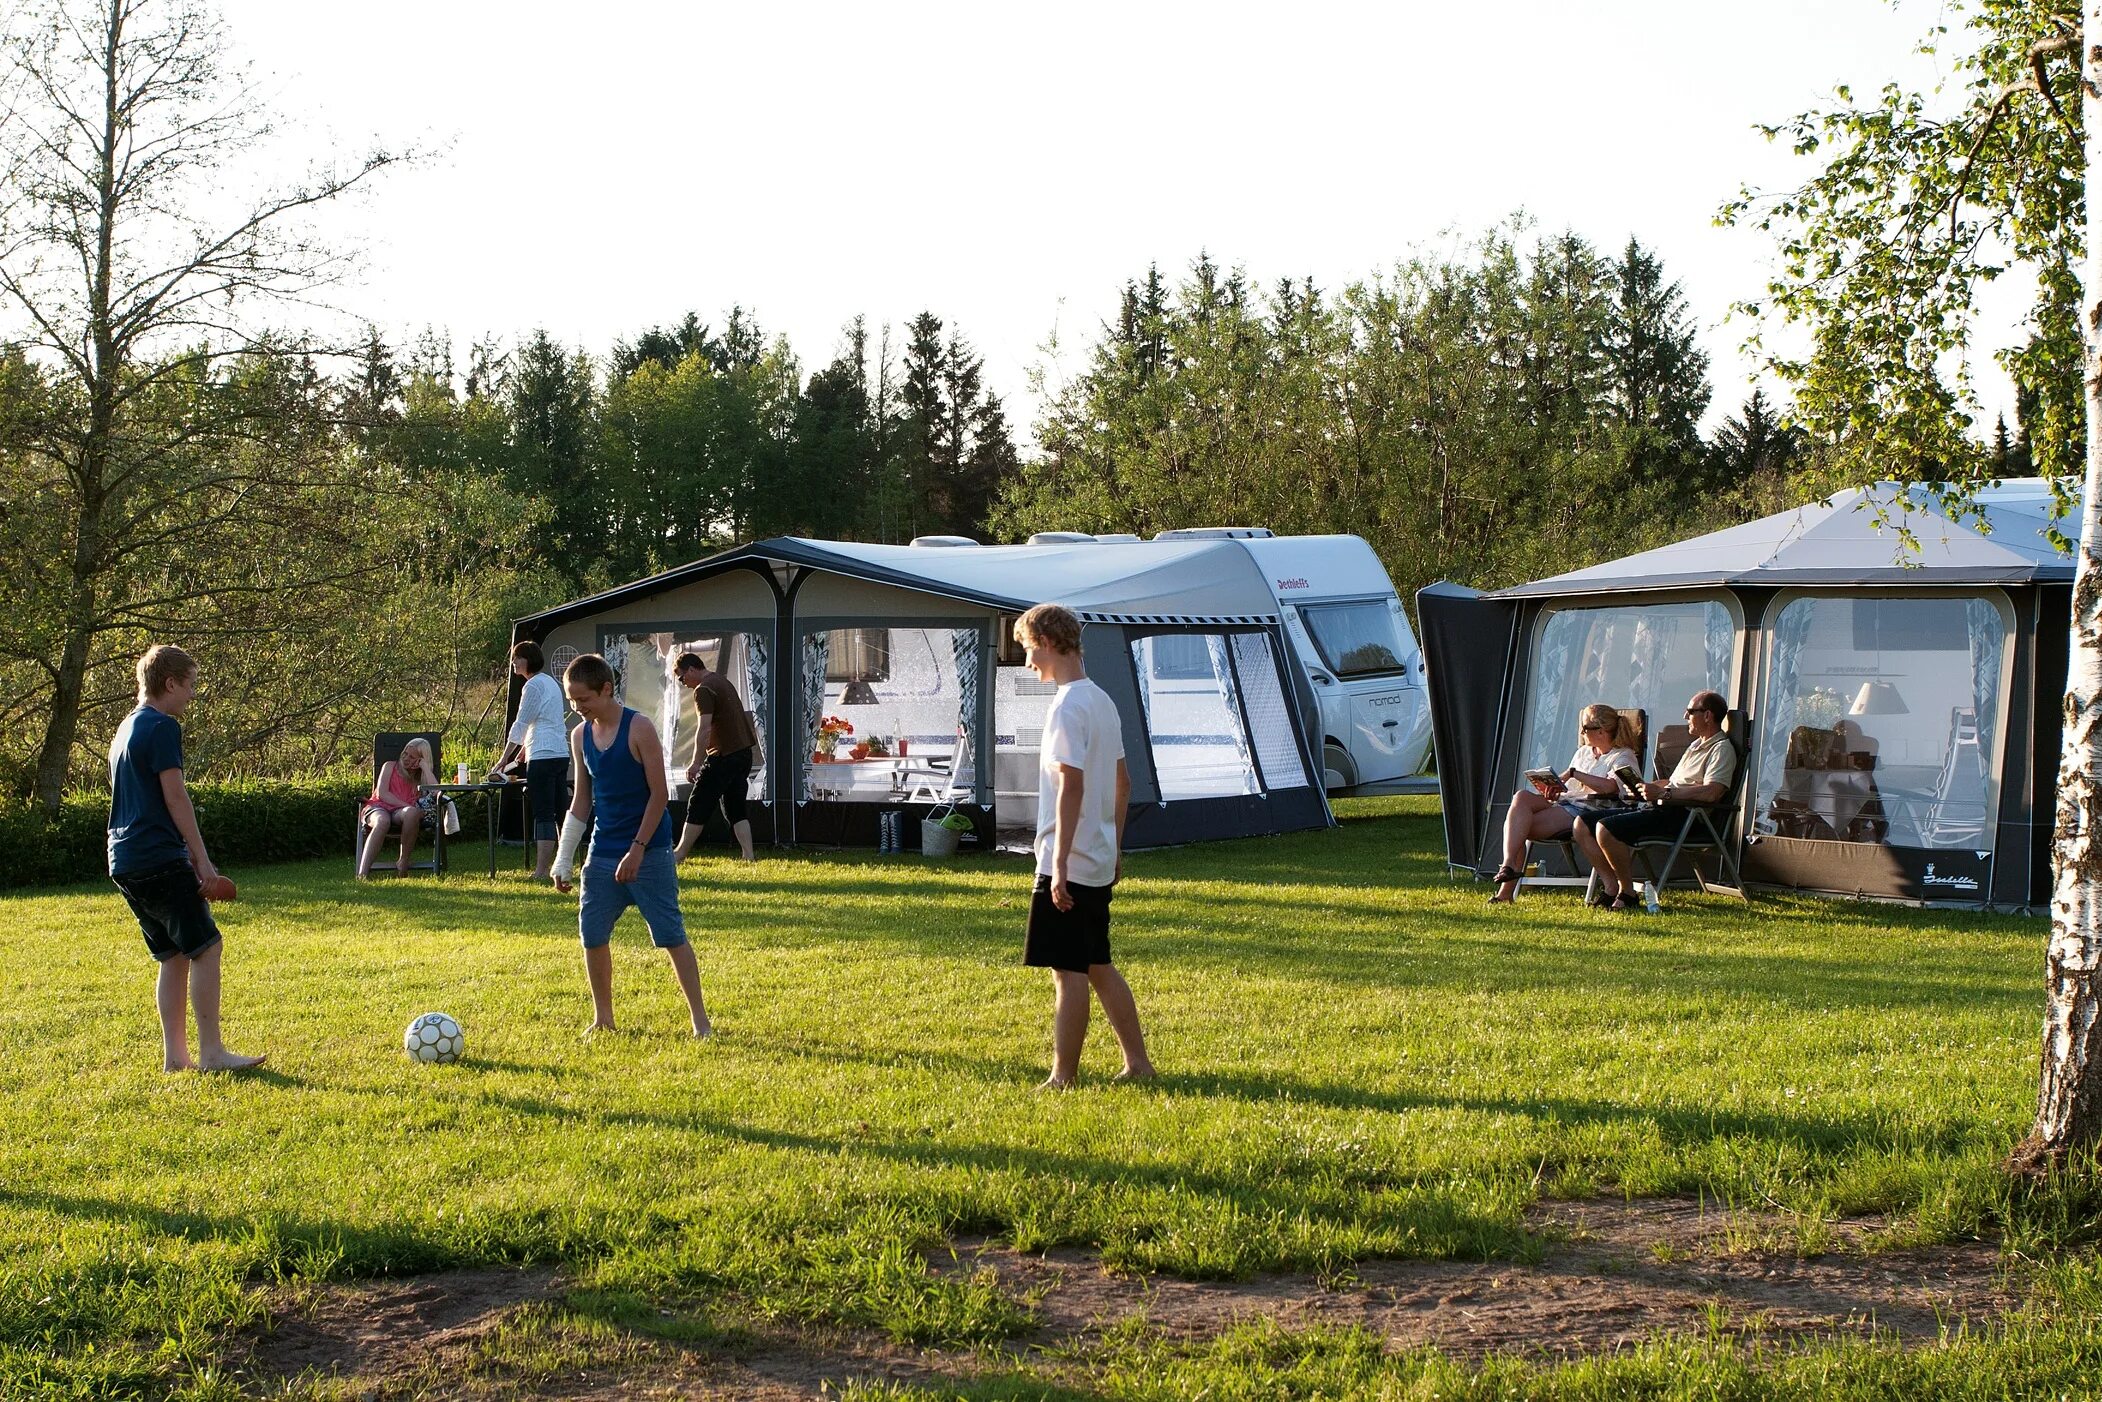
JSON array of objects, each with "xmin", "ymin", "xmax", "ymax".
[
  {"xmin": 1034, "ymin": 677, "xmax": 1127, "ymax": 888},
  {"xmin": 507, "ymin": 670, "xmax": 570, "ymax": 761},
  {"xmin": 1563, "ymin": 743, "xmax": 1638, "ymax": 799}
]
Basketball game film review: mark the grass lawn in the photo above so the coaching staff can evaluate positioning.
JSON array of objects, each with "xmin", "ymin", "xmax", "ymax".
[{"xmin": 4, "ymin": 796, "xmax": 2101, "ymax": 1398}]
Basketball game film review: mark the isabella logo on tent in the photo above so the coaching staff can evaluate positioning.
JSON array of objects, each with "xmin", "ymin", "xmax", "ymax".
[
  {"xmin": 1276, "ymin": 577, "xmax": 1309, "ymax": 590},
  {"xmin": 1921, "ymin": 863, "xmax": 1980, "ymax": 892}
]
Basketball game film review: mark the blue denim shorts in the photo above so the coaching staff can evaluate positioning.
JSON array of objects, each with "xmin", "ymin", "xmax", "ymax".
[{"xmin": 578, "ymin": 846, "xmax": 686, "ymax": 950}]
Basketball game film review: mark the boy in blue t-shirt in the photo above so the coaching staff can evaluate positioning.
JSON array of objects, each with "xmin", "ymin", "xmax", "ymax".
[{"xmin": 108, "ymin": 645, "xmax": 265, "ymax": 1073}]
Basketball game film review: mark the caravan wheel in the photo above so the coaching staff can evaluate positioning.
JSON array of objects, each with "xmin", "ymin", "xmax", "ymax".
[{"xmin": 1322, "ymin": 743, "xmax": 1357, "ymax": 792}]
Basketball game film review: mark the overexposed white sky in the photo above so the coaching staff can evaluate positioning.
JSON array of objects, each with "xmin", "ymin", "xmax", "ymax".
[{"xmin": 219, "ymin": 0, "xmax": 2011, "ymax": 437}]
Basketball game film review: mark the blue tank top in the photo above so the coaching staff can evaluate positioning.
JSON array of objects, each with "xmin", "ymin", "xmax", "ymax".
[{"xmin": 581, "ymin": 708, "xmax": 671, "ymax": 857}]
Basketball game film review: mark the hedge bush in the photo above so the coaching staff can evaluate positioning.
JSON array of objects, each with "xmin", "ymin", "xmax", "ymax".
[{"xmin": 0, "ymin": 774, "xmax": 373, "ymax": 890}]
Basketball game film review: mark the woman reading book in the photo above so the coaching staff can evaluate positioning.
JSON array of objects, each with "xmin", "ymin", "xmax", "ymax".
[{"xmin": 1488, "ymin": 703, "xmax": 1639, "ymax": 904}]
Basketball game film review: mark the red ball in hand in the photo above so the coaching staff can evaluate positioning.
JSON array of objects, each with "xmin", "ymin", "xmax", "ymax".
[{"xmin": 200, "ymin": 874, "xmax": 237, "ymax": 903}]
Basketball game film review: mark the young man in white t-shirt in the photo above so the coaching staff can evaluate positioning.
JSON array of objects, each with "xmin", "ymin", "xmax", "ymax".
[{"xmin": 1015, "ymin": 603, "xmax": 1156, "ymax": 1089}]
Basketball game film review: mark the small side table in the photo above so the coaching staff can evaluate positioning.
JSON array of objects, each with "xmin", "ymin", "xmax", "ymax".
[{"xmin": 429, "ymin": 782, "xmax": 509, "ymax": 878}]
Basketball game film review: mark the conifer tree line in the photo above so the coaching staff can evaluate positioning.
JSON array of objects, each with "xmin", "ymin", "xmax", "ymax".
[
  {"xmin": 354, "ymin": 305, "xmax": 1022, "ymax": 591},
  {"xmin": 1001, "ymin": 228, "xmax": 1828, "ymax": 604}
]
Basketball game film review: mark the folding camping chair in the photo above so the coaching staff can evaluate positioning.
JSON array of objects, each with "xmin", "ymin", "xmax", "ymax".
[
  {"xmin": 899, "ymin": 729, "xmax": 975, "ymax": 805},
  {"xmin": 1610, "ymin": 710, "xmax": 1751, "ymax": 913},
  {"xmin": 353, "ymin": 730, "xmax": 448, "ymax": 876}
]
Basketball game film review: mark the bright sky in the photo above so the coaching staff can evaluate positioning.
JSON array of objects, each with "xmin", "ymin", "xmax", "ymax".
[{"xmin": 218, "ymin": 0, "xmax": 2008, "ymax": 438}]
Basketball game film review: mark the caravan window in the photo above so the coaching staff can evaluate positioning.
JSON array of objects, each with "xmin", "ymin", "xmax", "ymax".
[
  {"xmin": 1752, "ymin": 593, "xmax": 2011, "ymax": 855},
  {"xmin": 825, "ymin": 628, "xmax": 890, "ymax": 683},
  {"xmin": 1519, "ymin": 600, "xmax": 1737, "ymax": 773},
  {"xmin": 1298, "ymin": 601, "xmax": 1407, "ymax": 678},
  {"xmin": 1147, "ymin": 634, "xmax": 1214, "ymax": 680}
]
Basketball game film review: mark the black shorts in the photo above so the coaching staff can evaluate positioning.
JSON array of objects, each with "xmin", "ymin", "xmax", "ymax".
[
  {"xmin": 112, "ymin": 860, "xmax": 221, "ymax": 963},
  {"xmin": 525, "ymin": 757, "xmax": 571, "ymax": 840},
  {"xmin": 691, "ymin": 746, "xmax": 753, "ymax": 825},
  {"xmin": 1023, "ymin": 875, "xmax": 1114, "ymax": 973},
  {"xmin": 1594, "ymin": 804, "xmax": 1694, "ymax": 846}
]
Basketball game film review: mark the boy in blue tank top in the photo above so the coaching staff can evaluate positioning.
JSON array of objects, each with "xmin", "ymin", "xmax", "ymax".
[{"xmin": 549, "ymin": 653, "xmax": 711, "ymax": 1037}]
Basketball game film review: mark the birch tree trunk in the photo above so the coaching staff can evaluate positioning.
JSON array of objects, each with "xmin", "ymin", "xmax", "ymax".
[{"xmin": 2016, "ymin": 2, "xmax": 2102, "ymax": 1168}]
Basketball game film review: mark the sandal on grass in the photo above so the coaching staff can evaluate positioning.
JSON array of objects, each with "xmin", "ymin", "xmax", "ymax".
[{"xmin": 1489, "ymin": 864, "xmax": 1521, "ymax": 885}]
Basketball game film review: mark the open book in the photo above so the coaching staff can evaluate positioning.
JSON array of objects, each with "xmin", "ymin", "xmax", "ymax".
[{"xmin": 1524, "ymin": 767, "xmax": 1565, "ymax": 800}]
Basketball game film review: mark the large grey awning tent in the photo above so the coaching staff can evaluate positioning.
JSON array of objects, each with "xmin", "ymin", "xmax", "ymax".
[
  {"xmin": 512, "ymin": 537, "xmax": 1331, "ymax": 852},
  {"xmin": 1421, "ymin": 481, "xmax": 2077, "ymax": 909}
]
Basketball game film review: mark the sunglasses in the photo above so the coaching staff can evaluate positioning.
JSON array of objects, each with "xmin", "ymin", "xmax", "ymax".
[{"xmin": 1580, "ymin": 723, "xmax": 1606, "ymax": 733}]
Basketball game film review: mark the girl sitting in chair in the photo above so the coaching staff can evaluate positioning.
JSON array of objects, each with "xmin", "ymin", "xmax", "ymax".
[
  {"xmin": 1488, "ymin": 703, "xmax": 1638, "ymax": 903},
  {"xmin": 357, "ymin": 737, "xmax": 439, "ymax": 880}
]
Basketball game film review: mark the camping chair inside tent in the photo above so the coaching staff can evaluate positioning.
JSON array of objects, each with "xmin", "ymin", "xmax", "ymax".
[
  {"xmin": 1921, "ymin": 707, "xmax": 1987, "ymax": 847},
  {"xmin": 1610, "ymin": 710, "xmax": 1751, "ymax": 912},
  {"xmin": 900, "ymin": 728, "xmax": 975, "ymax": 805},
  {"xmin": 353, "ymin": 731, "xmax": 448, "ymax": 876}
]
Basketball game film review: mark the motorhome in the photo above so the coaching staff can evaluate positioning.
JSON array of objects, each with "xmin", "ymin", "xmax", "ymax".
[{"xmin": 1153, "ymin": 530, "xmax": 1432, "ymax": 792}]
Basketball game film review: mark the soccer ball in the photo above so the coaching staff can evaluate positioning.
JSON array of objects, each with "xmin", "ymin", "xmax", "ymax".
[{"xmin": 403, "ymin": 1012, "xmax": 464, "ymax": 1064}]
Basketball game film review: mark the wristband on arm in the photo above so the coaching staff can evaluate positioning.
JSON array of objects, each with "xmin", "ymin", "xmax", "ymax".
[{"xmin": 551, "ymin": 814, "xmax": 587, "ymax": 883}]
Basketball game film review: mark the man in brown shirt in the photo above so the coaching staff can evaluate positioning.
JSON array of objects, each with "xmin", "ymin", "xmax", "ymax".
[{"xmin": 671, "ymin": 651, "xmax": 759, "ymax": 862}]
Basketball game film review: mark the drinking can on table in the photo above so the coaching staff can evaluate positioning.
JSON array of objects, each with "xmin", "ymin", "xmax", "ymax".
[{"xmin": 456, "ymin": 762, "xmax": 469, "ymax": 783}]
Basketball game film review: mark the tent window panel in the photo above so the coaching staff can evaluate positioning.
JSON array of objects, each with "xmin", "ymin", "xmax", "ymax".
[
  {"xmin": 627, "ymin": 633, "xmax": 768, "ymax": 801},
  {"xmin": 803, "ymin": 626, "xmax": 969, "ymax": 803},
  {"xmin": 825, "ymin": 628, "xmax": 891, "ymax": 683},
  {"xmin": 1519, "ymin": 601, "xmax": 1735, "ymax": 775},
  {"xmin": 1231, "ymin": 632, "xmax": 1310, "ymax": 789},
  {"xmin": 1754, "ymin": 594, "xmax": 2007, "ymax": 853},
  {"xmin": 1298, "ymin": 601, "xmax": 1407, "ymax": 678},
  {"xmin": 1130, "ymin": 635, "xmax": 1260, "ymax": 800}
]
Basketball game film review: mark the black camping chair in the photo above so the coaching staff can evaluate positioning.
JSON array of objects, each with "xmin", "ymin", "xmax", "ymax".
[
  {"xmin": 353, "ymin": 731, "xmax": 448, "ymax": 876},
  {"xmin": 1610, "ymin": 710, "xmax": 1751, "ymax": 913}
]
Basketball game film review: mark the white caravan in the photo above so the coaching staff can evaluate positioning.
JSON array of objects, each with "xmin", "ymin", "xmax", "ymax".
[{"xmin": 1153, "ymin": 530, "xmax": 1434, "ymax": 793}]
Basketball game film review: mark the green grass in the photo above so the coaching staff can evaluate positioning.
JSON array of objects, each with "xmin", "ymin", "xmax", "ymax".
[{"xmin": 4, "ymin": 796, "xmax": 2099, "ymax": 1398}]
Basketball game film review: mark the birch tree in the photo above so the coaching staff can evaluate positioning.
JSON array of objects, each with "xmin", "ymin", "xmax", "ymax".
[{"xmin": 1725, "ymin": 0, "xmax": 2102, "ymax": 1166}]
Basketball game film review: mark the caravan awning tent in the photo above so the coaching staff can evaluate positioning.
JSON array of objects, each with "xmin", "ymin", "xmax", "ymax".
[
  {"xmin": 513, "ymin": 537, "xmax": 1332, "ymax": 851},
  {"xmin": 1421, "ymin": 481, "xmax": 2078, "ymax": 909}
]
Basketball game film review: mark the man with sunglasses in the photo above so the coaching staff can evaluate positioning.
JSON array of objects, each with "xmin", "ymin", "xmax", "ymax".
[{"xmin": 1570, "ymin": 690, "xmax": 1736, "ymax": 911}]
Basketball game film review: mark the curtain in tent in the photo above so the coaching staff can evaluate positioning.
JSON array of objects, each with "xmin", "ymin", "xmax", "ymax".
[
  {"xmin": 743, "ymin": 633, "xmax": 769, "ymax": 794},
  {"xmin": 1206, "ymin": 634, "xmax": 1260, "ymax": 796},
  {"xmin": 1704, "ymin": 606, "xmax": 1735, "ymax": 704},
  {"xmin": 1751, "ymin": 600, "xmax": 1814, "ymax": 830},
  {"xmin": 604, "ymin": 635, "xmax": 630, "ymax": 703},
  {"xmin": 1626, "ymin": 613, "xmax": 1662, "ymax": 732},
  {"xmin": 951, "ymin": 628, "xmax": 980, "ymax": 796},
  {"xmin": 799, "ymin": 631, "xmax": 828, "ymax": 802},
  {"xmin": 1527, "ymin": 613, "xmax": 1579, "ymax": 768},
  {"xmin": 1231, "ymin": 632, "xmax": 1311, "ymax": 789},
  {"xmin": 1133, "ymin": 638, "xmax": 1154, "ymax": 735},
  {"xmin": 1964, "ymin": 597, "xmax": 2004, "ymax": 771}
]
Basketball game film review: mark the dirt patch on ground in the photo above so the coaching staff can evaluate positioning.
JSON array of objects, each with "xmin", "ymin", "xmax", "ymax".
[
  {"xmin": 939, "ymin": 1196, "xmax": 2011, "ymax": 1363},
  {"xmin": 223, "ymin": 1198, "xmax": 2014, "ymax": 1398}
]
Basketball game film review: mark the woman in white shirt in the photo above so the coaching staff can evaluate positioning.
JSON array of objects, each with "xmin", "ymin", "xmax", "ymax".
[
  {"xmin": 488, "ymin": 641, "xmax": 571, "ymax": 879},
  {"xmin": 1489, "ymin": 703, "xmax": 1639, "ymax": 903}
]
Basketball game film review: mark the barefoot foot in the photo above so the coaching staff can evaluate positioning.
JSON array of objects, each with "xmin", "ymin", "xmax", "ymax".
[
  {"xmin": 1034, "ymin": 1076, "xmax": 1076, "ymax": 1092},
  {"xmin": 1113, "ymin": 1065, "xmax": 1157, "ymax": 1083},
  {"xmin": 692, "ymin": 1021, "xmax": 714, "ymax": 1040},
  {"xmin": 198, "ymin": 1050, "xmax": 266, "ymax": 1072},
  {"xmin": 582, "ymin": 1021, "xmax": 616, "ymax": 1039}
]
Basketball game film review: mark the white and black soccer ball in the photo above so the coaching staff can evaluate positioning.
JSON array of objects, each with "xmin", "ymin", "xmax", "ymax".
[{"xmin": 403, "ymin": 1011, "xmax": 464, "ymax": 1064}]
